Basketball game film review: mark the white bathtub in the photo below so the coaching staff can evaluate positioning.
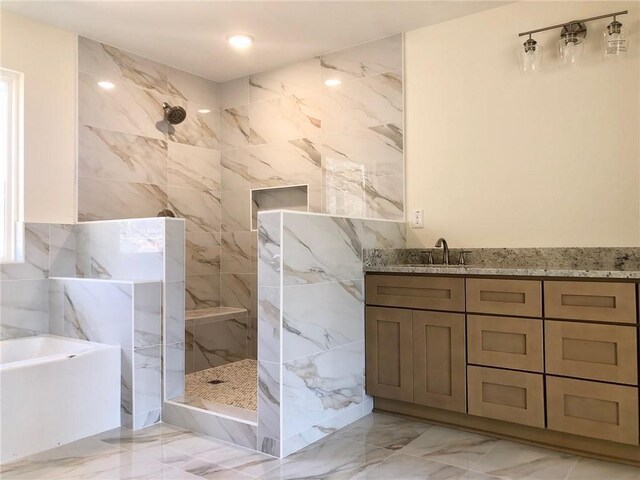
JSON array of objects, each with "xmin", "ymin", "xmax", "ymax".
[{"xmin": 0, "ymin": 335, "xmax": 121, "ymax": 464}]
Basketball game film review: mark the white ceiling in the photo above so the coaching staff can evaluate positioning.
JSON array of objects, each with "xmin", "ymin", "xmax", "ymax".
[{"xmin": 2, "ymin": 1, "xmax": 507, "ymax": 82}]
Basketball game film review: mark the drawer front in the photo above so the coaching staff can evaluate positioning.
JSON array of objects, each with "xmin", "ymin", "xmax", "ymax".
[
  {"xmin": 468, "ymin": 366, "xmax": 544, "ymax": 428},
  {"xmin": 366, "ymin": 275, "xmax": 465, "ymax": 312},
  {"xmin": 466, "ymin": 279, "xmax": 541, "ymax": 317},
  {"xmin": 365, "ymin": 307, "xmax": 413, "ymax": 402},
  {"xmin": 545, "ymin": 321, "xmax": 638, "ymax": 385},
  {"xmin": 546, "ymin": 376, "xmax": 639, "ymax": 445},
  {"xmin": 467, "ymin": 315, "xmax": 543, "ymax": 372},
  {"xmin": 544, "ymin": 281, "xmax": 636, "ymax": 324}
]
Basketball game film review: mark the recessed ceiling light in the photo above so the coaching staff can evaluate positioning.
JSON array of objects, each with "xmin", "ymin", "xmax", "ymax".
[
  {"xmin": 324, "ymin": 79, "xmax": 342, "ymax": 87},
  {"xmin": 97, "ymin": 81, "xmax": 115, "ymax": 90},
  {"xmin": 227, "ymin": 33, "xmax": 254, "ymax": 49},
  {"xmin": 197, "ymin": 108, "xmax": 211, "ymax": 114}
]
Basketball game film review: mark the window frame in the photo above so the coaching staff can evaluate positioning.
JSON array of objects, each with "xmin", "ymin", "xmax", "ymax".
[{"xmin": 1, "ymin": 67, "xmax": 24, "ymax": 263}]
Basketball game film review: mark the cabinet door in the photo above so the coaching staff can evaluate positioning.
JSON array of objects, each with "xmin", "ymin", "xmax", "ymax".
[
  {"xmin": 365, "ymin": 307, "xmax": 413, "ymax": 402},
  {"xmin": 413, "ymin": 311, "xmax": 466, "ymax": 412},
  {"xmin": 547, "ymin": 376, "xmax": 639, "ymax": 445}
]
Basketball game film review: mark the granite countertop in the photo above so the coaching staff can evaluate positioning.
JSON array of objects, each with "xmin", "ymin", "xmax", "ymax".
[{"xmin": 363, "ymin": 248, "xmax": 640, "ymax": 280}]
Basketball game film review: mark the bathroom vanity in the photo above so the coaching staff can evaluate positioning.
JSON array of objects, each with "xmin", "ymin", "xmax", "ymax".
[{"xmin": 363, "ymin": 249, "xmax": 640, "ymax": 465}]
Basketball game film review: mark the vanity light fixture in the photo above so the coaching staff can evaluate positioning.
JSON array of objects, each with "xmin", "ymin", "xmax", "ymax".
[
  {"xmin": 227, "ymin": 33, "xmax": 254, "ymax": 49},
  {"xmin": 324, "ymin": 78, "xmax": 342, "ymax": 87},
  {"xmin": 518, "ymin": 10, "xmax": 629, "ymax": 68},
  {"xmin": 517, "ymin": 34, "xmax": 543, "ymax": 73},
  {"xmin": 558, "ymin": 22, "xmax": 586, "ymax": 65},
  {"xmin": 603, "ymin": 15, "xmax": 629, "ymax": 58},
  {"xmin": 97, "ymin": 80, "xmax": 115, "ymax": 89}
]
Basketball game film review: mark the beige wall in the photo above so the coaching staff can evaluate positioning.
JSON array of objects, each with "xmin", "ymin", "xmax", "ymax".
[
  {"xmin": 0, "ymin": 10, "xmax": 76, "ymax": 223},
  {"xmin": 405, "ymin": 1, "xmax": 640, "ymax": 247}
]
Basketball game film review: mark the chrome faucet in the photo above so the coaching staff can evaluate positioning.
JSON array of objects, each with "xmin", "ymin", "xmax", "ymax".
[{"xmin": 435, "ymin": 238, "xmax": 449, "ymax": 265}]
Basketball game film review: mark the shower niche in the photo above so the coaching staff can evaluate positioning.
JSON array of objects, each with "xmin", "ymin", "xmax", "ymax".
[{"xmin": 251, "ymin": 185, "xmax": 309, "ymax": 230}]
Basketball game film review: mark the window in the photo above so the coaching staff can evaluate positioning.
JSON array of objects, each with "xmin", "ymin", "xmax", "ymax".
[{"xmin": 0, "ymin": 68, "xmax": 24, "ymax": 263}]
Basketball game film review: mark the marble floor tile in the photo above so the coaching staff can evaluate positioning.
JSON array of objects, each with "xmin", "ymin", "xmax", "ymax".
[
  {"xmin": 470, "ymin": 439, "xmax": 578, "ymax": 480},
  {"xmin": 260, "ymin": 436, "xmax": 393, "ymax": 480},
  {"xmin": 179, "ymin": 459, "xmax": 253, "ymax": 480},
  {"xmin": 196, "ymin": 438, "xmax": 282, "ymax": 478},
  {"xmin": 566, "ymin": 457, "xmax": 640, "ymax": 480},
  {"xmin": 354, "ymin": 452, "xmax": 500, "ymax": 480},
  {"xmin": 399, "ymin": 425, "xmax": 499, "ymax": 470},
  {"xmin": 0, "ymin": 437, "xmax": 126, "ymax": 480},
  {"xmin": 3, "ymin": 414, "xmax": 635, "ymax": 480},
  {"xmin": 336, "ymin": 413, "xmax": 432, "ymax": 450}
]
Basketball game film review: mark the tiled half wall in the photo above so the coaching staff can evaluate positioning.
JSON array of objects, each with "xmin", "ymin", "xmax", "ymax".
[
  {"xmin": 0, "ymin": 218, "xmax": 185, "ymax": 430},
  {"xmin": 257, "ymin": 211, "xmax": 406, "ymax": 457}
]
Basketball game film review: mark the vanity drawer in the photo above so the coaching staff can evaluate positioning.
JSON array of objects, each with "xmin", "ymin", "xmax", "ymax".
[
  {"xmin": 467, "ymin": 366, "xmax": 544, "ymax": 428},
  {"xmin": 365, "ymin": 275, "xmax": 465, "ymax": 312},
  {"xmin": 466, "ymin": 279, "xmax": 541, "ymax": 317},
  {"xmin": 544, "ymin": 281, "xmax": 636, "ymax": 324},
  {"xmin": 546, "ymin": 376, "xmax": 639, "ymax": 445},
  {"xmin": 545, "ymin": 321, "xmax": 638, "ymax": 385},
  {"xmin": 467, "ymin": 315, "xmax": 543, "ymax": 372}
]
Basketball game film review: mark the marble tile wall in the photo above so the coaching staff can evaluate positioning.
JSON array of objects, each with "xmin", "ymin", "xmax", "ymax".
[
  {"xmin": 77, "ymin": 37, "xmax": 222, "ymax": 315},
  {"xmin": 256, "ymin": 211, "xmax": 406, "ymax": 457},
  {"xmin": 0, "ymin": 223, "xmax": 78, "ymax": 340},
  {"xmin": 221, "ymin": 34, "xmax": 405, "ymax": 361},
  {"xmin": 49, "ymin": 278, "xmax": 162, "ymax": 430},
  {"xmin": 185, "ymin": 315, "xmax": 249, "ymax": 375}
]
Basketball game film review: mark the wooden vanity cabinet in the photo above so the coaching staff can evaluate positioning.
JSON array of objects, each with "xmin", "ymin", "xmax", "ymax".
[{"xmin": 365, "ymin": 273, "xmax": 640, "ymax": 463}]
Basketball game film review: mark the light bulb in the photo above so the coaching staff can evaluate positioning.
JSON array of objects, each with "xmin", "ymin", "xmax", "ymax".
[
  {"xmin": 558, "ymin": 35, "xmax": 584, "ymax": 66},
  {"xmin": 518, "ymin": 37, "xmax": 543, "ymax": 73},
  {"xmin": 603, "ymin": 19, "xmax": 628, "ymax": 58}
]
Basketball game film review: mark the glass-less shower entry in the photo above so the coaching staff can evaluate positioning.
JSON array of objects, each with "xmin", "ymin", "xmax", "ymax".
[{"xmin": 171, "ymin": 307, "xmax": 257, "ymax": 423}]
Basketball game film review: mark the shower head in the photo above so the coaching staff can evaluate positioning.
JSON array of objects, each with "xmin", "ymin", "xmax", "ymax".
[{"xmin": 162, "ymin": 102, "xmax": 187, "ymax": 125}]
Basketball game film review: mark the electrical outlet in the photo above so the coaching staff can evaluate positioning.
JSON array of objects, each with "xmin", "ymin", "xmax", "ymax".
[{"xmin": 411, "ymin": 209, "xmax": 424, "ymax": 228}]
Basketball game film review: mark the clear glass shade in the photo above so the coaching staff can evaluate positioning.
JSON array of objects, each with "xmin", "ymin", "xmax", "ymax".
[
  {"xmin": 518, "ymin": 44, "xmax": 543, "ymax": 73},
  {"xmin": 558, "ymin": 37, "xmax": 584, "ymax": 65},
  {"xmin": 602, "ymin": 27, "xmax": 629, "ymax": 58}
]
